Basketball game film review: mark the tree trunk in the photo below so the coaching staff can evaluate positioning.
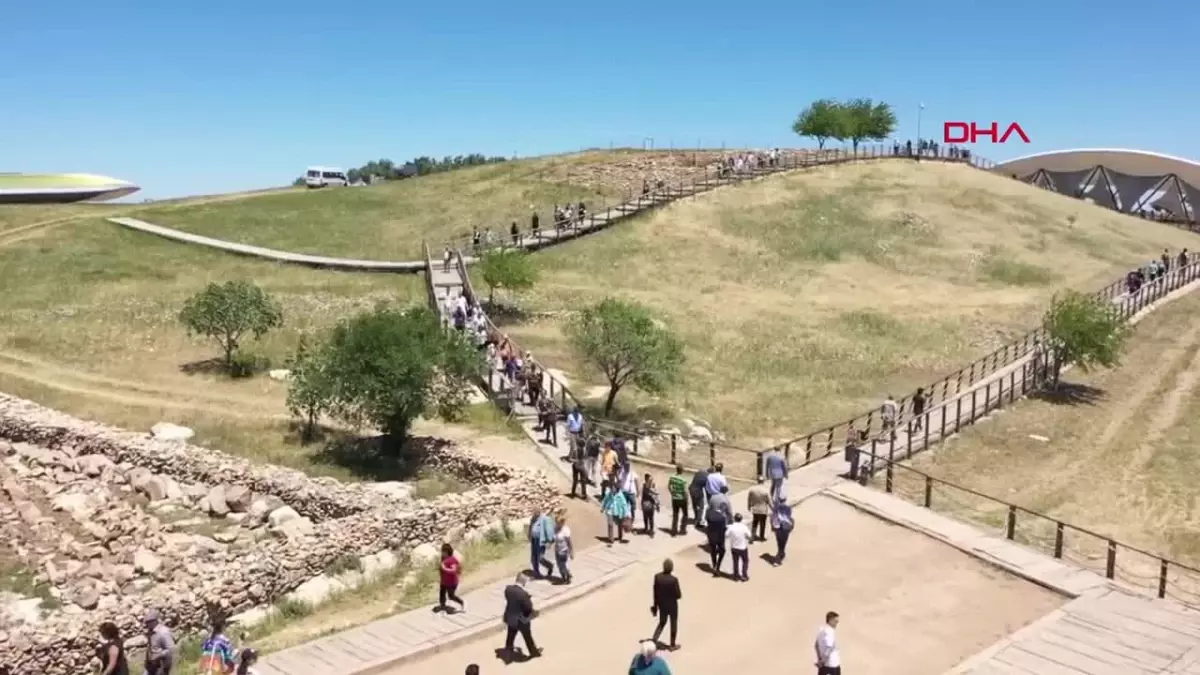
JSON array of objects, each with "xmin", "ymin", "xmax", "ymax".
[
  {"xmin": 603, "ymin": 384, "xmax": 621, "ymax": 416},
  {"xmin": 818, "ymin": 138, "xmax": 826, "ymax": 150},
  {"xmin": 488, "ymin": 284, "xmax": 495, "ymax": 306}
]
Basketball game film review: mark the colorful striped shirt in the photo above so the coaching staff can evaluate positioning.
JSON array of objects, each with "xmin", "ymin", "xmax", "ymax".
[{"xmin": 198, "ymin": 632, "xmax": 236, "ymax": 674}]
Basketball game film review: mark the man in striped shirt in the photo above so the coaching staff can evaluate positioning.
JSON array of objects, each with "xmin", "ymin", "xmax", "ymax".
[{"xmin": 667, "ymin": 465, "xmax": 689, "ymax": 536}]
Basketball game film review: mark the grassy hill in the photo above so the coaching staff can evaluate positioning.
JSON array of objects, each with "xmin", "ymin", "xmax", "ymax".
[
  {"xmin": 490, "ymin": 160, "xmax": 1199, "ymax": 445},
  {"xmin": 0, "ymin": 151, "xmax": 1194, "ymax": 479}
]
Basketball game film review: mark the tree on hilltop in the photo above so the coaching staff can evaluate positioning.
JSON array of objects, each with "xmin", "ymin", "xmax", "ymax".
[
  {"xmin": 479, "ymin": 249, "xmax": 539, "ymax": 307},
  {"xmin": 840, "ymin": 98, "xmax": 896, "ymax": 151},
  {"xmin": 792, "ymin": 99, "xmax": 846, "ymax": 149},
  {"xmin": 566, "ymin": 298, "xmax": 685, "ymax": 416},
  {"xmin": 1042, "ymin": 290, "xmax": 1130, "ymax": 386},
  {"xmin": 178, "ymin": 281, "xmax": 283, "ymax": 372}
]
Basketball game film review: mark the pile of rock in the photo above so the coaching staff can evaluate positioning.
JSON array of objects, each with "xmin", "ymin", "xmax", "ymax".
[
  {"xmin": 628, "ymin": 417, "xmax": 722, "ymax": 459},
  {"xmin": 0, "ymin": 393, "xmax": 560, "ymax": 675},
  {"xmin": 549, "ymin": 151, "xmax": 731, "ymax": 197}
]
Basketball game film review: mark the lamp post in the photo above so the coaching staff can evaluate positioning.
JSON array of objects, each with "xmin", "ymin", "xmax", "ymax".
[{"xmin": 917, "ymin": 102, "xmax": 925, "ymax": 160}]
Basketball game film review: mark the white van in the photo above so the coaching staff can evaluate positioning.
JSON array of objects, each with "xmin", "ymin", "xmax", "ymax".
[{"xmin": 305, "ymin": 166, "xmax": 348, "ymax": 188}]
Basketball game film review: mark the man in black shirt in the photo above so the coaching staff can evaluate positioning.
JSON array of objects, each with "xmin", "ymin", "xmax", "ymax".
[
  {"xmin": 501, "ymin": 573, "xmax": 541, "ymax": 661},
  {"xmin": 650, "ymin": 558, "xmax": 682, "ymax": 650},
  {"xmin": 689, "ymin": 467, "xmax": 709, "ymax": 528},
  {"xmin": 911, "ymin": 387, "xmax": 927, "ymax": 432}
]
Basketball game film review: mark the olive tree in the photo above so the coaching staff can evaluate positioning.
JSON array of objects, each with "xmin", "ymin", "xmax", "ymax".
[
  {"xmin": 566, "ymin": 298, "xmax": 685, "ymax": 415},
  {"xmin": 1042, "ymin": 290, "xmax": 1131, "ymax": 386},
  {"xmin": 178, "ymin": 280, "xmax": 283, "ymax": 371}
]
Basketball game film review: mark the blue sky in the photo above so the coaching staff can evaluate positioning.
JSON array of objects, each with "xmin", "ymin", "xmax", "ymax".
[{"xmin": 4, "ymin": 0, "xmax": 1196, "ymax": 199}]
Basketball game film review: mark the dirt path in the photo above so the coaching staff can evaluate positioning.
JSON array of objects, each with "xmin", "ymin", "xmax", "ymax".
[{"xmin": 380, "ymin": 497, "xmax": 1063, "ymax": 675}]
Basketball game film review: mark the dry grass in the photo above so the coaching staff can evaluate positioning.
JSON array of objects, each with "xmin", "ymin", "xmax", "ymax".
[
  {"xmin": 497, "ymin": 160, "xmax": 1199, "ymax": 447},
  {"xmin": 901, "ymin": 287, "xmax": 1200, "ymax": 579},
  {"xmin": 129, "ymin": 150, "xmax": 734, "ymax": 260}
]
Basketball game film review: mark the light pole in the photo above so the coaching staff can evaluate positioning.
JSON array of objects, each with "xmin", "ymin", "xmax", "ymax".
[{"xmin": 917, "ymin": 102, "xmax": 925, "ymax": 159}]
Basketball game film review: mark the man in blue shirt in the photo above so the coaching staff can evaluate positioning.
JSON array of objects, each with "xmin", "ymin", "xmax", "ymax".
[
  {"xmin": 763, "ymin": 448, "xmax": 788, "ymax": 501},
  {"xmin": 704, "ymin": 463, "xmax": 728, "ymax": 498},
  {"xmin": 566, "ymin": 407, "xmax": 584, "ymax": 456}
]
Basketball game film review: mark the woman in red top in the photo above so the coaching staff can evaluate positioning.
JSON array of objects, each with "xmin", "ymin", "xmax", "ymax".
[{"xmin": 438, "ymin": 543, "xmax": 466, "ymax": 613}]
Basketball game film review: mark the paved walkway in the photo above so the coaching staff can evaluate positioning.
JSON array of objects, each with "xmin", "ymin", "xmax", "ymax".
[{"xmin": 828, "ymin": 483, "xmax": 1200, "ymax": 675}]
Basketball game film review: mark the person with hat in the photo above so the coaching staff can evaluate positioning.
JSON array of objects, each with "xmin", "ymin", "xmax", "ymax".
[
  {"xmin": 143, "ymin": 609, "xmax": 177, "ymax": 675},
  {"xmin": 236, "ymin": 648, "xmax": 260, "ymax": 675}
]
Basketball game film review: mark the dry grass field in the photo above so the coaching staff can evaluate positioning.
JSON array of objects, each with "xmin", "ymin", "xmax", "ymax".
[
  {"xmin": 497, "ymin": 160, "xmax": 1199, "ymax": 446},
  {"xmin": 0, "ymin": 152, "xmax": 1195, "ymax": 485},
  {"xmin": 896, "ymin": 287, "xmax": 1200, "ymax": 575}
]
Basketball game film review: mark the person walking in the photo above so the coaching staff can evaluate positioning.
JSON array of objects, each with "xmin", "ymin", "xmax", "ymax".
[
  {"xmin": 667, "ymin": 465, "xmax": 689, "ymax": 536},
  {"xmin": 650, "ymin": 559, "xmax": 682, "ymax": 651},
  {"xmin": 438, "ymin": 543, "xmax": 466, "ymax": 612},
  {"xmin": 689, "ymin": 466, "xmax": 709, "ymax": 528},
  {"xmin": 747, "ymin": 483, "xmax": 770, "ymax": 542},
  {"xmin": 881, "ymin": 394, "xmax": 898, "ymax": 440},
  {"xmin": 97, "ymin": 621, "xmax": 129, "ymax": 675},
  {"xmin": 640, "ymin": 473, "xmax": 661, "ymax": 537},
  {"xmin": 705, "ymin": 462, "xmax": 728, "ymax": 498},
  {"xmin": 585, "ymin": 433, "xmax": 603, "ymax": 490},
  {"xmin": 705, "ymin": 494, "xmax": 729, "ymax": 577},
  {"xmin": 727, "ymin": 513, "xmax": 753, "ymax": 581},
  {"xmin": 911, "ymin": 387, "xmax": 927, "ymax": 432},
  {"xmin": 143, "ymin": 609, "xmax": 176, "ymax": 675},
  {"xmin": 708, "ymin": 484, "xmax": 733, "ymax": 526},
  {"xmin": 770, "ymin": 495, "xmax": 795, "ymax": 565},
  {"xmin": 600, "ymin": 442, "xmax": 619, "ymax": 499},
  {"xmin": 763, "ymin": 447, "xmax": 788, "ymax": 500},
  {"xmin": 553, "ymin": 510, "xmax": 574, "ymax": 583},
  {"xmin": 501, "ymin": 573, "xmax": 541, "ymax": 661},
  {"xmin": 527, "ymin": 508, "xmax": 555, "ymax": 579},
  {"xmin": 621, "ymin": 467, "xmax": 640, "ymax": 526},
  {"xmin": 235, "ymin": 649, "xmax": 260, "ymax": 675},
  {"xmin": 565, "ymin": 407, "xmax": 585, "ymax": 456},
  {"xmin": 602, "ymin": 488, "xmax": 631, "ymax": 545},
  {"xmin": 630, "ymin": 640, "xmax": 673, "ymax": 675},
  {"xmin": 197, "ymin": 616, "xmax": 236, "ymax": 675},
  {"xmin": 568, "ymin": 436, "xmax": 589, "ymax": 499},
  {"xmin": 815, "ymin": 611, "xmax": 841, "ymax": 675}
]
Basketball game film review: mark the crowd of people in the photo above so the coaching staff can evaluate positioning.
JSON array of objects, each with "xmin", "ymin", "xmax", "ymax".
[
  {"xmin": 94, "ymin": 610, "xmax": 261, "ymax": 675},
  {"xmin": 890, "ymin": 139, "xmax": 971, "ymax": 161},
  {"xmin": 1127, "ymin": 248, "xmax": 1190, "ymax": 293}
]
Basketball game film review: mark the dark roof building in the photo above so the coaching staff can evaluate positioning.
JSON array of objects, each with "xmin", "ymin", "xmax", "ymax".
[{"xmin": 995, "ymin": 149, "xmax": 1198, "ymax": 222}]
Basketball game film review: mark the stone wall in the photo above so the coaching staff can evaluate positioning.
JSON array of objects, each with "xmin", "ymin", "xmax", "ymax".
[{"xmin": 0, "ymin": 393, "xmax": 560, "ymax": 675}]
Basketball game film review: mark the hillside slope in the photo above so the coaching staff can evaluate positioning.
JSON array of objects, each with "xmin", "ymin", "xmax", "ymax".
[{"xmin": 496, "ymin": 160, "xmax": 1200, "ymax": 444}]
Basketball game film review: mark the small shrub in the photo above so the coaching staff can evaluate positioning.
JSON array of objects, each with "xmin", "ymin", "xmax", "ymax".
[
  {"xmin": 274, "ymin": 596, "xmax": 313, "ymax": 620},
  {"xmin": 500, "ymin": 520, "xmax": 516, "ymax": 540},
  {"xmin": 484, "ymin": 527, "xmax": 507, "ymax": 545},
  {"xmin": 230, "ymin": 351, "xmax": 271, "ymax": 379}
]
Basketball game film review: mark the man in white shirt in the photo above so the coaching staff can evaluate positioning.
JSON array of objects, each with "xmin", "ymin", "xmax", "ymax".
[
  {"xmin": 815, "ymin": 611, "xmax": 841, "ymax": 675},
  {"xmin": 881, "ymin": 394, "xmax": 898, "ymax": 440},
  {"xmin": 726, "ymin": 513, "xmax": 752, "ymax": 581}
]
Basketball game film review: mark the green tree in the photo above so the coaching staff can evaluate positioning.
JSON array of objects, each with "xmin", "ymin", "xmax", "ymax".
[
  {"xmin": 566, "ymin": 298, "xmax": 685, "ymax": 416},
  {"xmin": 286, "ymin": 336, "xmax": 332, "ymax": 443},
  {"xmin": 479, "ymin": 249, "xmax": 539, "ymax": 306},
  {"xmin": 1042, "ymin": 290, "xmax": 1130, "ymax": 385},
  {"xmin": 791, "ymin": 99, "xmax": 845, "ymax": 149},
  {"xmin": 840, "ymin": 98, "xmax": 897, "ymax": 151},
  {"xmin": 178, "ymin": 281, "xmax": 283, "ymax": 371},
  {"xmin": 317, "ymin": 305, "xmax": 483, "ymax": 449}
]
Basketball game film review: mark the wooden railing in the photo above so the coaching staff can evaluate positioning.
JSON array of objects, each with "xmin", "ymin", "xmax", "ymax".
[{"xmin": 864, "ymin": 452, "xmax": 1200, "ymax": 607}]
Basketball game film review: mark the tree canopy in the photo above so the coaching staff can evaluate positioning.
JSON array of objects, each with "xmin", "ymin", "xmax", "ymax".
[
  {"xmin": 1042, "ymin": 290, "xmax": 1130, "ymax": 378},
  {"xmin": 791, "ymin": 99, "xmax": 845, "ymax": 150},
  {"xmin": 294, "ymin": 153, "xmax": 509, "ymax": 186},
  {"xmin": 288, "ymin": 305, "xmax": 484, "ymax": 449},
  {"xmin": 791, "ymin": 98, "xmax": 897, "ymax": 150},
  {"xmin": 566, "ymin": 298, "xmax": 685, "ymax": 416},
  {"xmin": 479, "ymin": 249, "xmax": 539, "ymax": 306},
  {"xmin": 178, "ymin": 281, "xmax": 283, "ymax": 371}
]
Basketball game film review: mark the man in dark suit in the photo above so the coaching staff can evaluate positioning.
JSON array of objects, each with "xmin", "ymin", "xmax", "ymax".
[
  {"xmin": 502, "ymin": 573, "xmax": 541, "ymax": 660},
  {"xmin": 650, "ymin": 558, "xmax": 682, "ymax": 650}
]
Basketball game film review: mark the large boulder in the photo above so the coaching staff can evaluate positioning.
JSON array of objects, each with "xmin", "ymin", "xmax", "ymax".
[
  {"xmin": 151, "ymin": 422, "xmax": 195, "ymax": 442},
  {"xmin": 133, "ymin": 548, "xmax": 162, "ymax": 576},
  {"xmin": 205, "ymin": 486, "xmax": 230, "ymax": 516},
  {"xmin": 223, "ymin": 486, "xmax": 252, "ymax": 513},
  {"xmin": 76, "ymin": 455, "xmax": 116, "ymax": 477}
]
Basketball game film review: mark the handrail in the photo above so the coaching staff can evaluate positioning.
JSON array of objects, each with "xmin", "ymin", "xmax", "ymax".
[
  {"xmin": 421, "ymin": 241, "xmax": 437, "ymax": 310},
  {"xmin": 454, "ymin": 145, "xmax": 993, "ymax": 477},
  {"xmin": 766, "ymin": 254, "xmax": 1199, "ymax": 471},
  {"xmin": 439, "ymin": 145, "xmax": 989, "ymax": 260},
  {"xmin": 861, "ymin": 446, "xmax": 1200, "ymax": 606}
]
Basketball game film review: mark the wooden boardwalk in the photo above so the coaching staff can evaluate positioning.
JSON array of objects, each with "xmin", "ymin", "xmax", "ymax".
[{"xmin": 953, "ymin": 587, "xmax": 1200, "ymax": 674}]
